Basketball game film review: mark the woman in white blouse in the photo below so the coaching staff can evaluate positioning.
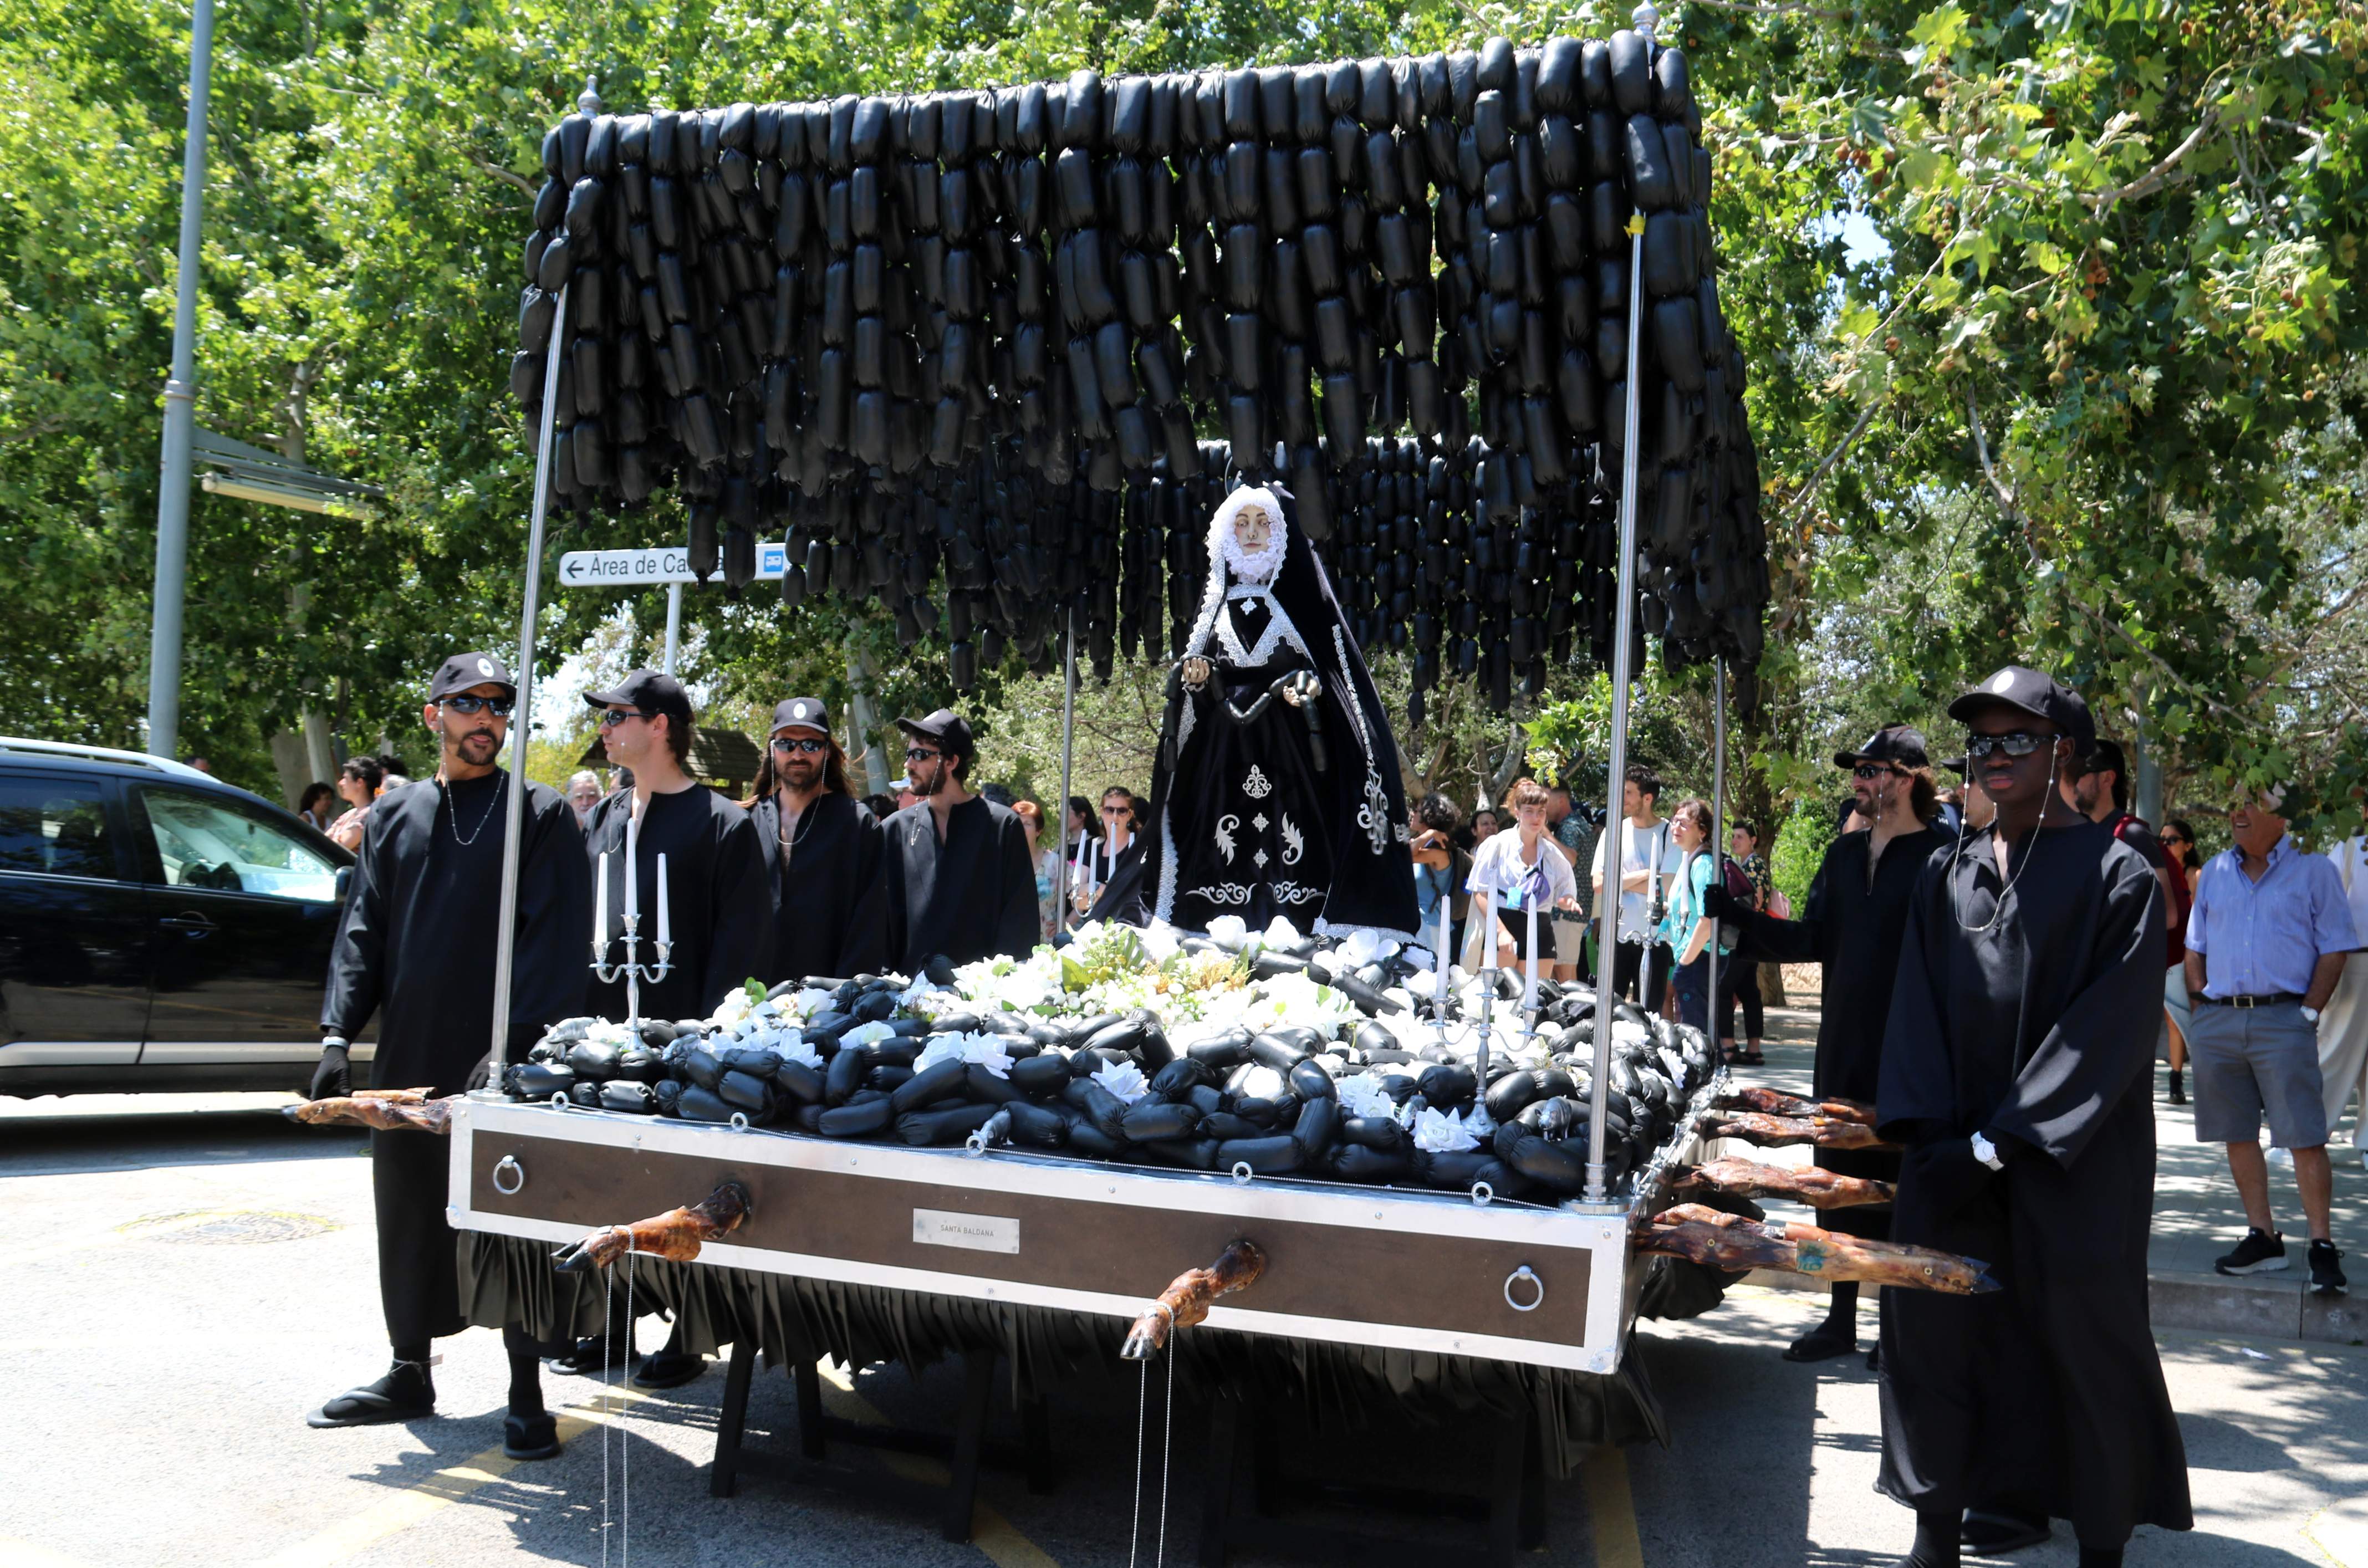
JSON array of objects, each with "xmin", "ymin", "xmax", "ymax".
[{"xmin": 1464, "ymin": 778, "xmax": 1581, "ymax": 972}]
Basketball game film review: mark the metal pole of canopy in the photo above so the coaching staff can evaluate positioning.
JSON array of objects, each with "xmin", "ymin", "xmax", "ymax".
[
  {"xmin": 663, "ymin": 581, "xmax": 683, "ymax": 675},
  {"xmin": 1706, "ymin": 660, "xmax": 1727, "ymax": 1063},
  {"xmin": 487, "ymin": 272, "xmax": 570, "ymax": 1079},
  {"xmin": 1586, "ymin": 2, "xmax": 1659, "ymax": 1208},
  {"xmin": 1056, "ymin": 608, "xmax": 1078, "ymax": 934}
]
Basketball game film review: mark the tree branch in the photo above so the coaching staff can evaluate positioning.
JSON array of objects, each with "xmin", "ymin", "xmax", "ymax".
[
  {"xmin": 1676, "ymin": 0, "xmax": 1850, "ymax": 17},
  {"xmin": 0, "ymin": 412, "xmax": 67, "ymax": 446},
  {"xmin": 463, "ymin": 147, "xmax": 536, "ymax": 198},
  {"xmin": 2087, "ymin": 108, "xmax": 2218, "ymax": 214},
  {"xmin": 1963, "ymin": 379, "xmax": 2021, "ymax": 523},
  {"xmin": 1769, "ymin": 398, "xmax": 1880, "ymax": 533}
]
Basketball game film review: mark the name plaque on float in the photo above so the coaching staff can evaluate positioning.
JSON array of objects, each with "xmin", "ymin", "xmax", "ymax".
[
  {"xmin": 913, "ymin": 1209, "xmax": 1022, "ymax": 1255},
  {"xmin": 557, "ymin": 542, "xmax": 788, "ymax": 586}
]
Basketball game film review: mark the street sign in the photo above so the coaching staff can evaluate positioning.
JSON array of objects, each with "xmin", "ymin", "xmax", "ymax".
[{"xmin": 557, "ymin": 542, "xmax": 788, "ymax": 587}]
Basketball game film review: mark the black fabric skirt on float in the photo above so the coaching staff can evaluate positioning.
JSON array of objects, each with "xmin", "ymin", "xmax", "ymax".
[
  {"xmin": 460, "ymin": 1231, "xmax": 1665, "ymax": 1475},
  {"xmin": 1163, "ymin": 652, "xmax": 1337, "ymax": 934}
]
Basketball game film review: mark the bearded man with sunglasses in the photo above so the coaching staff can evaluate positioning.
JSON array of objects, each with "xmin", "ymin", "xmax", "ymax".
[
  {"xmin": 1875, "ymin": 667, "xmax": 2189, "ymax": 1568},
  {"xmin": 309, "ymin": 653, "xmax": 590, "ymax": 1456},
  {"xmin": 748, "ymin": 696, "xmax": 885, "ymax": 982},
  {"xmin": 884, "ymin": 709, "xmax": 1040, "ymax": 969},
  {"xmin": 1703, "ymin": 724, "xmax": 1947, "ymax": 1363}
]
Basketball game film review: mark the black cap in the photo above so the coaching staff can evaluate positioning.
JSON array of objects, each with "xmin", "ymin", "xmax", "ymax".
[
  {"xmin": 430, "ymin": 651, "xmax": 516, "ymax": 702},
  {"xmin": 585, "ymin": 669, "xmax": 694, "ymax": 731},
  {"xmin": 770, "ymin": 696, "xmax": 832, "ymax": 734},
  {"xmin": 895, "ymin": 708, "xmax": 974, "ymax": 758},
  {"xmin": 1946, "ymin": 666, "xmax": 2096, "ymax": 755},
  {"xmin": 1834, "ymin": 724, "xmax": 1930, "ymax": 773},
  {"xmin": 2079, "ymin": 737, "xmax": 2127, "ymax": 780}
]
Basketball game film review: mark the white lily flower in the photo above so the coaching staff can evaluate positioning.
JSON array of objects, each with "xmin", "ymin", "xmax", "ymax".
[
  {"xmin": 1091, "ymin": 1059, "xmax": 1150, "ymax": 1104},
  {"xmin": 842, "ymin": 1020, "xmax": 897, "ymax": 1050},
  {"xmin": 1335, "ymin": 1072, "xmax": 1397, "ymax": 1120},
  {"xmin": 1205, "ymin": 915, "xmax": 1249, "ymax": 948}
]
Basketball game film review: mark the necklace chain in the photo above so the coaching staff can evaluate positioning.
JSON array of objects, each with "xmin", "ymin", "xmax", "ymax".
[
  {"xmin": 445, "ymin": 774, "xmax": 504, "ymax": 847},
  {"xmin": 776, "ymin": 790, "xmax": 820, "ymax": 866}
]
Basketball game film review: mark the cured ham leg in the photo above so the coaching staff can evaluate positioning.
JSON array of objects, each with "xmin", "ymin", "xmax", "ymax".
[
  {"xmin": 1636, "ymin": 1213, "xmax": 1997, "ymax": 1295},
  {"xmin": 1672, "ymin": 1156, "xmax": 1895, "ymax": 1209},
  {"xmin": 283, "ymin": 1090, "xmax": 456, "ymax": 1135},
  {"xmin": 1715, "ymin": 1086, "xmax": 1875, "ymax": 1126},
  {"xmin": 1709, "ymin": 1111, "xmax": 1900, "ymax": 1152},
  {"xmin": 550, "ymin": 1181, "xmax": 754, "ymax": 1271},
  {"xmin": 1120, "ymin": 1239, "xmax": 1267, "ymax": 1360}
]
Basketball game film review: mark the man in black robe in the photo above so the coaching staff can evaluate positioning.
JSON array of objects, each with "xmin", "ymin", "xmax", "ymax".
[
  {"xmin": 748, "ymin": 695, "xmax": 886, "ymax": 983},
  {"xmin": 1704, "ymin": 724, "xmax": 1947, "ymax": 1363},
  {"xmin": 581, "ymin": 670, "xmax": 774, "ymax": 1025},
  {"xmin": 310, "ymin": 652, "xmax": 589, "ymax": 1459},
  {"xmin": 568, "ymin": 670, "xmax": 774, "ymax": 1390},
  {"xmin": 1876, "ymin": 667, "xmax": 2190, "ymax": 1567},
  {"xmin": 884, "ymin": 709, "xmax": 1040, "ymax": 969}
]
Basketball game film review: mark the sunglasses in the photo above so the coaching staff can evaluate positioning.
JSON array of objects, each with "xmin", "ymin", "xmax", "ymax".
[
  {"xmin": 1851, "ymin": 763, "xmax": 1901, "ymax": 781},
  {"xmin": 904, "ymin": 746, "xmax": 941, "ymax": 763},
  {"xmin": 771, "ymin": 737, "xmax": 829, "ymax": 755},
  {"xmin": 1964, "ymin": 732, "xmax": 2053, "ymax": 761},
  {"xmin": 2160, "ymin": 834, "xmax": 2188, "ymax": 846},
  {"xmin": 1103, "ymin": 805, "xmax": 1131, "ymax": 816},
  {"xmin": 441, "ymin": 695, "xmax": 514, "ymax": 717},
  {"xmin": 596, "ymin": 708, "xmax": 652, "ymax": 727}
]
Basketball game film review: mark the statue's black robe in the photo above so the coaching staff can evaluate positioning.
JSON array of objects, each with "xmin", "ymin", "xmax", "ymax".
[
  {"xmin": 1875, "ymin": 818, "xmax": 2191, "ymax": 1545},
  {"xmin": 1141, "ymin": 493, "xmax": 1418, "ymax": 941},
  {"xmin": 883, "ymin": 795, "xmax": 1041, "ymax": 971},
  {"xmin": 749, "ymin": 790, "xmax": 887, "ymax": 984},
  {"xmin": 584, "ymin": 785, "xmax": 773, "ymax": 1023},
  {"xmin": 1726, "ymin": 823, "xmax": 1946, "ymax": 1237},
  {"xmin": 320, "ymin": 772, "xmax": 589, "ymax": 1345}
]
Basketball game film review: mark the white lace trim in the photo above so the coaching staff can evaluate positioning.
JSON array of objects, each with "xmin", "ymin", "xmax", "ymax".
[
  {"xmin": 1216, "ymin": 585, "xmax": 1308, "ymax": 668},
  {"xmin": 1314, "ymin": 916, "xmax": 1423, "ymax": 947},
  {"xmin": 1214, "ymin": 485, "xmax": 1286, "ymax": 585}
]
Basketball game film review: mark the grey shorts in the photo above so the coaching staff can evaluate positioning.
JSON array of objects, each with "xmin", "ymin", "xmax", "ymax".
[
  {"xmin": 1552, "ymin": 910, "xmax": 1589, "ymax": 953},
  {"xmin": 2186, "ymin": 1000, "xmax": 2328, "ymax": 1147}
]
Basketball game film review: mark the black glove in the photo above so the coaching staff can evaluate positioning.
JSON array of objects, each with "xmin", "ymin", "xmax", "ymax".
[
  {"xmin": 308, "ymin": 1042, "xmax": 351, "ymax": 1101},
  {"xmin": 1906, "ymin": 1136, "xmax": 1999, "ymax": 1214},
  {"xmin": 465, "ymin": 1051, "xmax": 495, "ymax": 1092},
  {"xmin": 1700, "ymin": 883, "xmax": 1745, "ymax": 922}
]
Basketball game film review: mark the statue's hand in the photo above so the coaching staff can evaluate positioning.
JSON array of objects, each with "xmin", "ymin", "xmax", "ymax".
[{"xmin": 1180, "ymin": 656, "xmax": 1212, "ymax": 691}]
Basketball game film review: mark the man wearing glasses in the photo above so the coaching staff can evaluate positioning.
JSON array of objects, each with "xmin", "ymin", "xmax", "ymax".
[
  {"xmin": 1875, "ymin": 667, "xmax": 2190, "ymax": 1566},
  {"xmin": 884, "ymin": 709, "xmax": 1040, "ymax": 969},
  {"xmin": 579, "ymin": 670, "xmax": 773, "ymax": 1031},
  {"xmin": 309, "ymin": 653, "xmax": 590, "ymax": 1459},
  {"xmin": 748, "ymin": 696, "xmax": 886, "ymax": 982},
  {"xmin": 1702, "ymin": 724, "xmax": 1947, "ymax": 1363}
]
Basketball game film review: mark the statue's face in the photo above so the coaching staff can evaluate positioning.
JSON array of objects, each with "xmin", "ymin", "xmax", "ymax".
[{"xmin": 1233, "ymin": 504, "xmax": 1273, "ymax": 554}]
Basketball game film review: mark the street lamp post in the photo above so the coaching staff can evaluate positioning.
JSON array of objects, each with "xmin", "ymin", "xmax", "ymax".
[{"xmin": 145, "ymin": 0, "xmax": 216, "ymax": 760}]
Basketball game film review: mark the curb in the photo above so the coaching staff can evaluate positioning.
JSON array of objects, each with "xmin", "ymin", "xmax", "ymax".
[{"xmin": 1739, "ymin": 1268, "xmax": 2367, "ymax": 1347}]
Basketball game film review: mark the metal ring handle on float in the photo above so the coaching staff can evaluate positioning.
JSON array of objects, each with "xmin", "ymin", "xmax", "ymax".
[
  {"xmin": 1503, "ymin": 1264, "xmax": 1543, "ymax": 1313},
  {"xmin": 1230, "ymin": 1161, "xmax": 1255, "ymax": 1186},
  {"xmin": 492, "ymin": 1155, "xmax": 526, "ymax": 1196},
  {"xmin": 1469, "ymin": 1181, "xmax": 1495, "ymax": 1207},
  {"xmin": 729, "ymin": 1111, "xmax": 751, "ymax": 1131}
]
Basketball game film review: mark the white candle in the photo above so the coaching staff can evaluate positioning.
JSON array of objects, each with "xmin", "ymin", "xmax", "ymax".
[
  {"xmin": 594, "ymin": 849, "xmax": 609, "ymax": 956},
  {"xmin": 656, "ymin": 851, "xmax": 671, "ymax": 947},
  {"xmin": 1523, "ymin": 875, "xmax": 1540, "ymax": 1012},
  {"xmin": 624, "ymin": 807, "xmax": 639, "ymax": 925},
  {"xmin": 1435, "ymin": 883, "xmax": 1452, "ymax": 1001}
]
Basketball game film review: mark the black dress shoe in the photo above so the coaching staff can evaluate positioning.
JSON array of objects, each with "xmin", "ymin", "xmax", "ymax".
[
  {"xmin": 308, "ymin": 1361, "xmax": 435, "ymax": 1428},
  {"xmin": 1781, "ymin": 1325, "xmax": 1857, "ymax": 1362},
  {"xmin": 504, "ymin": 1412, "xmax": 563, "ymax": 1461},
  {"xmin": 632, "ymin": 1348, "xmax": 709, "ymax": 1389},
  {"xmin": 1961, "ymin": 1508, "xmax": 2050, "ymax": 1553},
  {"xmin": 545, "ymin": 1334, "xmax": 638, "ymax": 1378}
]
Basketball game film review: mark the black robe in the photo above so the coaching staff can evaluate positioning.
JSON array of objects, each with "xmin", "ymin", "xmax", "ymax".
[
  {"xmin": 1727, "ymin": 823, "xmax": 1946, "ymax": 1237},
  {"xmin": 1875, "ymin": 819, "xmax": 2190, "ymax": 1545},
  {"xmin": 319, "ymin": 772, "xmax": 590, "ymax": 1344},
  {"xmin": 1143, "ymin": 493, "xmax": 1420, "ymax": 940},
  {"xmin": 584, "ymin": 785, "xmax": 774, "ymax": 1023},
  {"xmin": 884, "ymin": 795, "xmax": 1041, "ymax": 971},
  {"xmin": 749, "ymin": 789, "xmax": 887, "ymax": 984},
  {"xmin": 1084, "ymin": 835, "xmax": 1148, "ymax": 925}
]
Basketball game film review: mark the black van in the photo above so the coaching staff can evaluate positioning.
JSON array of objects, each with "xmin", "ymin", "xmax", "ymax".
[{"xmin": 0, "ymin": 739, "xmax": 372, "ymax": 1095}]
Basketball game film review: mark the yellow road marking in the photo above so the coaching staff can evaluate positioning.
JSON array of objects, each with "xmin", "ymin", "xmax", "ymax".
[
  {"xmin": 2308, "ymin": 1497, "xmax": 2368, "ymax": 1568},
  {"xmin": 815, "ymin": 1360, "xmax": 1061, "ymax": 1568},
  {"xmin": 249, "ymin": 1385, "xmax": 656, "ymax": 1568},
  {"xmin": 1581, "ymin": 1444, "xmax": 1644, "ymax": 1568}
]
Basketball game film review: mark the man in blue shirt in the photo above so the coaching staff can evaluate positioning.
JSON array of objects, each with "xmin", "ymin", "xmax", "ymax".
[{"xmin": 2183, "ymin": 788, "xmax": 2358, "ymax": 1295}]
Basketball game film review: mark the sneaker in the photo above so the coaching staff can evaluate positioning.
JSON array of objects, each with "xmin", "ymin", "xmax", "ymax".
[
  {"xmin": 2166, "ymin": 1070, "xmax": 2186, "ymax": 1106},
  {"xmin": 2216, "ymin": 1227, "xmax": 2289, "ymax": 1275},
  {"xmin": 2308, "ymin": 1240, "xmax": 2348, "ymax": 1296}
]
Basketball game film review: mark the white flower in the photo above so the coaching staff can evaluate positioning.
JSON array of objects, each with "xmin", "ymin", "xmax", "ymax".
[
  {"xmin": 1402, "ymin": 944, "xmax": 1441, "ymax": 975},
  {"xmin": 1233, "ymin": 1064, "xmax": 1287, "ymax": 1102},
  {"xmin": 708, "ymin": 988, "xmax": 754, "ymax": 1031},
  {"xmin": 1412, "ymin": 1105, "xmax": 1482, "ymax": 1153},
  {"xmin": 772, "ymin": 1030, "xmax": 822, "ymax": 1069},
  {"xmin": 1259, "ymin": 916, "xmax": 1303, "ymax": 950},
  {"xmin": 1335, "ymin": 1072, "xmax": 1396, "ymax": 1120},
  {"xmin": 1138, "ymin": 919, "xmax": 1183, "ymax": 963},
  {"xmin": 916, "ymin": 1030, "xmax": 1015, "ymax": 1079},
  {"xmin": 842, "ymin": 1020, "xmax": 897, "ymax": 1050},
  {"xmin": 1335, "ymin": 927, "xmax": 1397, "ymax": 968},
  {"xmin": 1091, "ymin": 1059, "xmax": 1150, "ymax": 1104},
  {"xmin": 1205, "ymin": 915, "xmax": 1249, "ymax": 948},
  {"xmin": 786, "ymin": 987, "xmax": 835, "ymax": 1019},
  {"xmin": 1611, "ymin": 1019, "xmax": 1650, "ymax": 1046}
]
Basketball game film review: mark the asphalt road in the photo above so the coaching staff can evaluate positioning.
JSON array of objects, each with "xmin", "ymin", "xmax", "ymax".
[{"xmin": 7, "ymin": 1092, "xmax": 2367, "ymax": 1568}]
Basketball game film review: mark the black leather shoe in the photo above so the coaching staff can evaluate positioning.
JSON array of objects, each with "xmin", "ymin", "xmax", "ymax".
[
  {"xmin": 1781, "ymin": 1324, "xmax": 1857, "ymax": 1363},
  {"xmin": 504, "ymin": 1412, "xmax": 563, "ymax": 1460},
  {"xmin": 1961, "ymin": 1508, "xmax": 2050, "ymax": 1554},
  {"xmin": 308, "ymin": 1361, "xmax": 435, "ymax": 1428},
  {"xmin": 632, "ymin": 1348, "xmax": 709, "ymax": 1390},
  {"xmin": 545, "ymin": 1334, "xmax": 638, "ymax": 1378}
]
